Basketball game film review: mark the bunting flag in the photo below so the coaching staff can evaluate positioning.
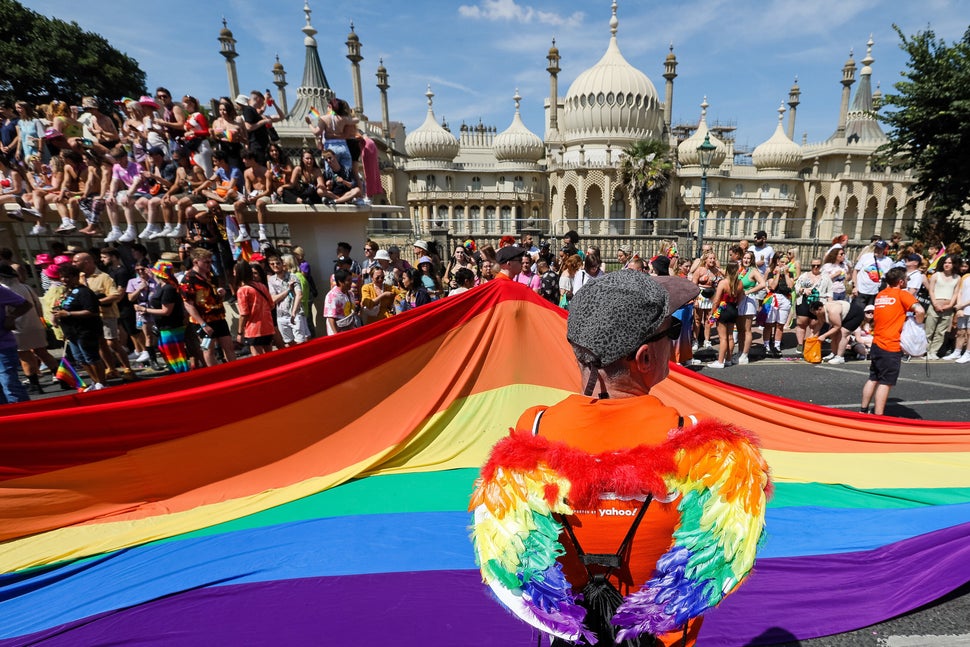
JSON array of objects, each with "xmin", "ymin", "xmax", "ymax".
[
  {"xmin": 53, "ymin": 356, "xmax": 85, "ymax": 391},
  {"xmin": 0, "ymin": 281, "xmax": 968, "ymax": 646}
]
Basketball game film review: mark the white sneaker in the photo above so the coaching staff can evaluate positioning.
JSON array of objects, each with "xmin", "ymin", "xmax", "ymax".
[
  {"xmin": 152, "ymin": 224, "xmax": 173, "ymax": 239},
  {"xmin": 127, "ymin": 351, "xmax": 140, "ymax": 361},
  {"xmin": 943, "ymin": 350, "xmax": 963, "ymax": 360},
  {"xmin": 258, "ymin": 229, "xmax": 269, "ymax": 243},
  {"xmin": 234, "ymin": 228, "xmax": 251, "ymax": 243},
  {"xmin": 956, "ymin": 352, "xmax": 970, "ymax": 364},
  {"xmin": 691, "ymin": 342, "xmax": 698, "ymax": 352},
  {"xmin": 22, "ymin": 207, "xmax": 42, "ymax": 219},
  {"xmin": 56, "ymin": 220, "xmax": 77, "ymax": 233},
  {"xmin": 166, "ymin": 223, "xmax": 185, "ymax": 238},
  {"xmin": 135, "ymin": 350, "xmax": 150, "ymax": 363},
  {"xmin": 737, "ymin": 353, "xmax": 749, "ymax": 365},
  {"xmin": 822, "ymin": 353, "xmax": 835, "ymax": 361},
  {"xmin": 138, "ymin": 224, "xmax": 160, "ymax": 240},
  {"xmin": 104, "ymin": 227, "xmax": 123, "ymax": 243},
  {"xmin": 926, "ymin": 353, "xmax": 940, "ymax": 361},
  {"xmin": 707, "ymin": 361, "xmax": 725, "ymax": 369},
  {"xmin": 83, "ymin": 382, "xmax": 105, "ymax": 392},
  {"xmin": 703, "ymin": 341, "xmax": 712, "ymax": 349},
  {"xmin": 828, "ymin": 355, "xmax": 846, "ymax": 364},
  {"xmin": 29, "ymin": 223, "xmax": 49, "ymax": 235},
  {"xmin": 118, "ymin": 227, "xmax": 137, "ymax": 243}
]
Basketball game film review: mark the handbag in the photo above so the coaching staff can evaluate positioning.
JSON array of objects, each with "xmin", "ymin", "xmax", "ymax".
[
  {"xmin": 803, "ymin": 336, "xmax": 822, "ymax": 363},
  {"xmin": 900, "ymin": 315, "xmax": 928, "ymax": 357},
  {"xmin": 701, "ymin": 286, "xmax": 715, "ymax": 299}
]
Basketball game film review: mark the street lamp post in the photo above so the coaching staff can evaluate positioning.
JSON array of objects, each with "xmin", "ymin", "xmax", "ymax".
[{"xmin": 696, "ymin": 133, "xmax": 716, "ymax": 257}]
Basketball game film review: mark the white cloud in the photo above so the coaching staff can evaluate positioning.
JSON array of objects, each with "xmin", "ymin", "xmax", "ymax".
[{"xmin": 458, "ymin": 0, "xmax": 584, "ymax": 27}]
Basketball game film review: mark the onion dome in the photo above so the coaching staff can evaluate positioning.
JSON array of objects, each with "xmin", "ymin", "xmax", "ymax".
[
  {"xmin": 560, "ymin": 1, "xmax": 662, "ymax": 142},
  {"xmin": 678, "ymin": 97, "xmax": 727, "ymax": 168},
  {"xmin": 405, "ymin": 86, "xmax": 459, "ymax": 161},
  {"xmin": 752, "ymin": 104, "xmax": 802, "ymax": 170},
  {"xmin": 494, "ymin": 90, "xmax": 545, "ymax": 162},
  {"xmin": 219, "ymin": 17, "xmax": 233, "ymax": 39}
]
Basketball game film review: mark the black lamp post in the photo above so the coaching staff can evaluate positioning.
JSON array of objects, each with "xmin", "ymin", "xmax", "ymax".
[{"xmin": 696, "ymin": 133, "xmax": 717, "ymax": 256}]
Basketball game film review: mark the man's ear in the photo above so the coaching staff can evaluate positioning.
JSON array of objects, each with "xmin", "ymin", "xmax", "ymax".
[{"xmin": 633, "ymin": 343, "xmax": 651, "ymax": 370}]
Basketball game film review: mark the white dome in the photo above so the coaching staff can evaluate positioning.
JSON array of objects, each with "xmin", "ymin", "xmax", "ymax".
[
  {"xmin": 678, "ymin": 98, "xmax": 727, "ymax": 168},
  {"xmin": 494, "ymin": 91, "xmax": 545, "ymax": 162},
  {"xmin": 752, "ymin": 104, "xmax": 801, "ymax": 171},
  {"xmin": 405, "ymin": 86, "xmax": 459, "ymax": 161},
  {"xmin": 561, "ymin": 3, "xmax": 662, "ymax": 144}
]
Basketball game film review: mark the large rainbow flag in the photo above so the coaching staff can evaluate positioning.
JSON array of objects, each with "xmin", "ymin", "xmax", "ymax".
[{"xmin": 1, "ymin": 281, "xmax": 968, "ymax": 645}]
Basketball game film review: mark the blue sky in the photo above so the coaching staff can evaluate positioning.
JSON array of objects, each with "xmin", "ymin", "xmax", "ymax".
[{"xmin": 21, "ymin": 0, "xmax": 968, "ymax": 149}]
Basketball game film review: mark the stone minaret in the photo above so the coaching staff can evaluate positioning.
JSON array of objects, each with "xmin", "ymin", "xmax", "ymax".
[
  {"xmin": 836, "ymin": 49, "xmax": 856, "ymax": 138},
  {"xmin": 662, "ymin": 43, "xmax": 678, "ymax": 136},
  {"xmin": 546, "ymin": 39, "xmax": 561, "ymax": 137},
  {"xmin": 346, "ymin": 22, "xmax": 365, "ymax": 119},
  {"xmin": 376, "ymin": 58, "xmax": 390, "ymax": 139},
  {"xmin": 786, "ymin": 76, "xmax": 800, "ymax": 140},
  {"xmin": 272, "ymin": 55, "xmax": 289, "ymax": 116},
  {"xmin": 218, "ymin": 18, "xmax": 240, "ymax": 100}
]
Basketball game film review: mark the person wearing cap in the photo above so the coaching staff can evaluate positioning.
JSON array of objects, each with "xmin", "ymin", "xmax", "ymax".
[
  {"xmin": 495, "ymin": 245, "xmax": 526, "ymax": 281},
  {"xmin": 903, "ymin": 253, "xmax": 924, "ymax": 295},
  {"xmin": 860, "ymin": 267, "xmax": 925, "ymax": 414},
  {"xmin": 412, "ymin": 239, "xmax": 430, "ymax": 262},
  {"xmin": 137, "ymin": 260, "xmax": 190, "ymax": 373},
  {"xmin": 491, "ymin": 270, "xmax": 766, "ymax": 645},
  {"xmin": 751, "ymin": 230, "xmax": 774, "ymax": 278},
  {"xmin": 79, "ymin": 97, "xmax": 120, "ymax": 154},
  {"xmin": 852, "ymin": 240, "xmax": 893, "ymax": 308},
  {"xmin": 415, "ymin": 255, "xmax": 443, "ymax": 296},
  {"xmin": 50, "ymin": 263, "xmax": 107, "ymax": 392},
  {"xmin": 372, "ymin": 248, "xmax": 393, "ymax": 276}
]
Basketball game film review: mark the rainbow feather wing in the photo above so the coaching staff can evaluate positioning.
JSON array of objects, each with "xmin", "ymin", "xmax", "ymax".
[
  {"xmin": 613, "ymin": 420, "xmax": 771, "ymax": 641},
  {"xmin": 470, "ymin": 461, "xmax": 593, "ymax": 643}
]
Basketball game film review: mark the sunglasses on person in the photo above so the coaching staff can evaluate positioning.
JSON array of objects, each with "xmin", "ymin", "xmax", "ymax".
[{"xmin": 637, "ymin": 318, "xmax": 682, "ymax": 348}]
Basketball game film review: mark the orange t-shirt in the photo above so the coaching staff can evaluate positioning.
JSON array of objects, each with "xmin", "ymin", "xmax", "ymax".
[
  {"xmin": 516, "ymin": 394, "xmax": 702, "ymax": 646},
  {"xmin": 873, "ymin": 286, "xmax": 917, "ymax": 352}
]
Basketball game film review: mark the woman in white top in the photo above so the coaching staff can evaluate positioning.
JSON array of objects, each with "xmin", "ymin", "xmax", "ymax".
[
  {"xmin": 793, "ymin": 259, "xmax": 833, "ymax": 352},
  {"xmin": 948, "ymin": 265, "xmax": 970, "ymax": 363},
  {"xmin": 928, "ymin": 255, "xmax": 960, "ymax": 359},
  {"xmin": 820, "ymin": 246, "xmax": 850, "ymax": 301}
]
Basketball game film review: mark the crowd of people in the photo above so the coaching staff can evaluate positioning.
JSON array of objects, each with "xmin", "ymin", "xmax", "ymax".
[
  {"xmin": 0, "ymin": 89, "xmax": 381, "ymax": 244},
  {"xmin": 1, "ymin": 216, "xmax": 968, "ymax": 404}
]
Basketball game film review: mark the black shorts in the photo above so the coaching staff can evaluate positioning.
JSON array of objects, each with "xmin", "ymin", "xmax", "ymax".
[
  {"xmin": 347, "ymin": 138, "xmax": 362, "ymax": 162},
  {"xmin": 796, "ymin": 300, "xmax": 815, "ymax": 318},
  {"xmin": 245, "ymin": 334, "xmax": 273, "ymax": 347},
  {"xmin": 202, "ymin": 318, "xmax": 231, "ymax": 339},
  {"xmin": 841, "ymin": 302, "xmax": 865, "ymax": 333},
  {"xmin": 869, "ymin": 343, "xmax": 902, "ymax": 386}
]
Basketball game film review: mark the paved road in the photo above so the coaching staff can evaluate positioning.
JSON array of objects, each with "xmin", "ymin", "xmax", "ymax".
[
  {"xmin": 687, "ymin": 348, "xmax": 970, "ymax": 646},
  {"xmin": 10, "ymin": 345, "xmax": 970, "ymax": 645}
]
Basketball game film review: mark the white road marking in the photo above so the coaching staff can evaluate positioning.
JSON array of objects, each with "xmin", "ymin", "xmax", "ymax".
[
  {"xmin": 828, "ymin": 398, "xmax": 970, "ymax": 409},
  {"xmin": 880, "ymin": 635, "xmax": 970, "ymax": 646},
  {"xmin": 817, "ymin": 365, "xmax": 970, "ymax": 393}
]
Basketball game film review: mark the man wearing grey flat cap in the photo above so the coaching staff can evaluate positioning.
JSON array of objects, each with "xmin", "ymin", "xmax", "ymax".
[{"xmin": 505, "ymin": 269, "xmax": 763, "ymax": 645}]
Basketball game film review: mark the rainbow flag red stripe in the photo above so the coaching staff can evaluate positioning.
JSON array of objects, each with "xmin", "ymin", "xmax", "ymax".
[{"xmin": 53, "ymin": 356, "xmax": 85, "ymax": 390}]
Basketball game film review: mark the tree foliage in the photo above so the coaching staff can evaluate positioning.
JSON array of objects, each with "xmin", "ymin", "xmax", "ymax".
[
  {"xmin": 879, "ymin": 24, "xmax": 970, "ymax": 245},
  {"xmin": 618, "ymin": 139, "xmax": 672, "ymax": 219},
  {"xmin": 0, "ymin": 0, "xmax": 146, "ymax": 104}
]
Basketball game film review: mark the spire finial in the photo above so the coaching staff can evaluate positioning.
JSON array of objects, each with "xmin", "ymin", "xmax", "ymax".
[
  {"xmin": 426, "ymin": 84, "xmax": 434, "ymax": 109},
  {"xmin": 610, "ymin": 0, "xmax": 618, "ymax": 37},
  {"xmin": 701, "ymin": 96, "xmax": 709, "ymax": 115},
  {"xmin": 513, "ymin": 89, "xmax": 522, "ymax": 112},
  {"xmin": 669, "ymin": 41, "xmax": 674, "ymax": 53},
  {"xmin": 222, "ymin": 17, "xmax": 228, "ymax": 29},
  {"xmin": 304, "ymin": 1, "xmax": 312, "ymax": 27},
  {"xmin": 350, "ymin": 20, "xmax": 355, "ymax": 32},
  {"xmin": 777, "ymin": 102, "xmax": 786, "ymax": 122}
]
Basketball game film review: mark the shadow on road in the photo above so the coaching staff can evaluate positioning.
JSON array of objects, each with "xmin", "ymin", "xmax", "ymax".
[{"xmin": 745, "ymin": 626, "xmax": 802, "ymax": 646}]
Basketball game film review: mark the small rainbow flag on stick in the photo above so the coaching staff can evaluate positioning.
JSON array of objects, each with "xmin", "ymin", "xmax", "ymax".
[
  {"xmin": 55, "ymin": 356, "xmax": 86, "ymax": 391},
  {"xmin": 308, "ymin": 107, "xmax": 322, "ymax": 121},
  {"xmin": 927, "ymin": 246, "xmax": 946, "ymax": 272}
]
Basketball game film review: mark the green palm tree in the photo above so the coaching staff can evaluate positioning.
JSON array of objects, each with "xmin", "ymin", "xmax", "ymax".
[{"xmin": 619, "ymin": 139, "xmax": 673, "ymax": 230}]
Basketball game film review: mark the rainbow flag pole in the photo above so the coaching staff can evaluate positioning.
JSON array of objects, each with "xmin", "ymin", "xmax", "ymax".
[{"xmin": 55, "ymin": 356, "xmax": 86, "ymax": 391}]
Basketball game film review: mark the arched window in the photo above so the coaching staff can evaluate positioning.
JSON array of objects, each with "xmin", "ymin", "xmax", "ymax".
[
  {"xmin": 454, "ymin": 206, "xmax": 466, "ymax": 234},
  {"xmin": 780, "ymin": 184, "xmax": 789, "ymax": 197},
  {"xmin": 485, "ymin": 206, "xmax": 496, "ymax": 234},
  {"xmin": 734, "ymin": 183, "xmax": 744, "ymax": 197},
  {"xmin": 445, "ymin": 176, "xmax": 453, "ymax": 190},
  {"xmin": 471, "ymin": 176, "xmax": 481, "ymax": 191},
  {"xmin": 500, "ymin": 206, "xmax": 512, "ymax": 232},
  {"xmin": 426, "ymin": 175, "xmax": 436, "ymax": 190},
  {"xmin": 470, "ymin": 206, "xmax": 481, "ymax": 234},
  {"xmin": 514, "ymin": 176, "xmax": 524, "ymax": 189}
]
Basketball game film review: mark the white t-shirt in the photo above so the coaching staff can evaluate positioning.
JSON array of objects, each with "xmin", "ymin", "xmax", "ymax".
[
  {"xmin": 906, "ymin": 270, "xmax": 923, "ymax": 294},
  {"xmin": 854, "ymin": 253, "xmax": 893, "ymax": 296},
  {"xmin": 752, "ymin": 244, "xmax": 775, "ymax": 274}
]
